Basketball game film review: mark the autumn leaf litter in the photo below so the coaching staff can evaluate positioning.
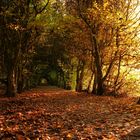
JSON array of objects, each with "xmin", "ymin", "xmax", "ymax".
[{"xmin": 0, "ymin": 87, "xmax": 140, "ymax": 140}]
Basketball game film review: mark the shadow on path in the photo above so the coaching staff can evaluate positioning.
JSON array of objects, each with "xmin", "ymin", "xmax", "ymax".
[{"xmin": 122, "ymin": 127, "xmax": 140, "ymax": 140}]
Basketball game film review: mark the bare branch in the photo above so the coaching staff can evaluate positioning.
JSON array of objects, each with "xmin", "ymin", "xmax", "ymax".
[{"xmin": 32, "ymin": 0, "xmax": 49, "ymax": 16}]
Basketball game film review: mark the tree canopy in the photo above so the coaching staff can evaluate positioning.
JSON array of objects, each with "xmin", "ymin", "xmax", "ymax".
[{"xmin": 0, "ymin": 0, "xmax": 140, "ymax": 97}]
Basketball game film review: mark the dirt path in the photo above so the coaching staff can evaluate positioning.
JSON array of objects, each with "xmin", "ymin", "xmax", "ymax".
[{"xmin": 0, "ymin": 86, "xmax": 140, "ymax": 140}]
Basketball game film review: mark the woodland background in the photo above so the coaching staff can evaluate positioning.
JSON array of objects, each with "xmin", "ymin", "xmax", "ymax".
[
  {"xmin": 0, "ymin": 0, "xmax": 140, "ymax": 97},
  {"xmin": 0, "ymin": 0, "xmax": 140, "ymax": 139}
]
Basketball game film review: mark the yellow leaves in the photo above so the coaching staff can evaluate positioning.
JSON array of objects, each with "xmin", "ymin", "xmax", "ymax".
[{"xmin": 103, "ymin": 1, "xmax": 109, "ymax": 10}]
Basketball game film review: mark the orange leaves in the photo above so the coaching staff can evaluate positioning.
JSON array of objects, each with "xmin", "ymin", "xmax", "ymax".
[
  {"xmin": 16, "ymin": 134, "xmax": 31, "ymax": 140},
  {"xmin": 0, "ymin": 86, "xmax": 140, "ymax": 139}
]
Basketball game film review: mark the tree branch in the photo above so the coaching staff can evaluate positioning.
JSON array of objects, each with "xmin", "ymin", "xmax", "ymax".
[{"xmin": 32, "ymin": 0, "xmax": 49, "ymax": 16}]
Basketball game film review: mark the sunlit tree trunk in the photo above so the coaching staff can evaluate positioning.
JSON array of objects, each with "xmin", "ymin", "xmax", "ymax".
[
  {"xmin": 113, "ymin": 27, "xmax": 121, "ymax": 94},
  {"xmin": 87, "ymin": 71, "xmax": 94, "ymax": 93},
  {"xmin": 113, "ymin": 54, "xmax": 121, "ymax": 93},
  {"xmin": 92, "ymin": 72, "xmax": 97, "ymax": 94}
]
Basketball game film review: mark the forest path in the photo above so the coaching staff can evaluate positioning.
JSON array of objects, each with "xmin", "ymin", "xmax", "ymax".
[{"xmin": 0, "ymin": 86, "xmax": 140, "ymax": 140}]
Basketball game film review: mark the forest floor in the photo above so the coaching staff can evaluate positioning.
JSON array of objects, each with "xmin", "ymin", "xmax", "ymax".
[{"xmin": 0, "ymin": 86, "xmax": 140, "ymax": 140}]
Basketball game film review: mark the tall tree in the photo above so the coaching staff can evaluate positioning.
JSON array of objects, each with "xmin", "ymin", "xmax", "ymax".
[{"xmin": 65, "ymin": 0, "xmax": 140, "ymax": 95}]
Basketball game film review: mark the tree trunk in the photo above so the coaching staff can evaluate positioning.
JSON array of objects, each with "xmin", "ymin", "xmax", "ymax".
[
  {"xmin": 137, "ymin": 98, "xmax": 140, "ymax": 104},
  {"xmin": 92, "ymin": 72, "xmax": 97, "ymax": 94},
  {"xmin": 78, "ymin": 3, "xmax": 104, "ymax": 95},
  {"xmin": 76, "ymin": 67, "xmax": 81, "ymax": 92},
  {"xmin": 87, "ymin": 72, "xmax": 94, "ymax": 93},
  {"xmin": 6, "ymin": 69, "xmax": 17, "ymax": 97},
  {"xmin": 92, "ymin": 35, "xmax": 104, "ymax": 95},
  {"xmin": 97, "ymin": 79, "xmax": 104, "ymax": 95},
  {"xmin": 17, "ymin": 66, "xmax": 24, "ymax": 93},
  {"xmin": 76, "ymin": 61, "xmax": 85, "ymax": 92}
]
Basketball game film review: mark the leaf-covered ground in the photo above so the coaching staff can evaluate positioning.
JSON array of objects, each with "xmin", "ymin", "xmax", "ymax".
[{"xmin": 0, "ymin": 86, "xmax": 140, "ymax": 140}]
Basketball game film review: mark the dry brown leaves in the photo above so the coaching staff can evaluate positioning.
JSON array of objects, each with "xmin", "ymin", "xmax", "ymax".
[{"xmin": 0, "ymin": 86, "xmax": 140, "ymax": 140}]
